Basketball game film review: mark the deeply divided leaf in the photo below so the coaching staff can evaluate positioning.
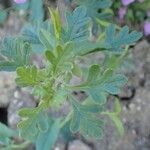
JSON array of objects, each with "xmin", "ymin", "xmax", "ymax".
[
  {"xmin": 69, "ymin": 65, "xmax": 127, "ymax": 104},
  {"xmin": 0, "ymin": 37, "xmax": 31, "ymax": 71},
  {"xmin": 105, "ymin": 24, "xmax": 143, "ymax": 53}
]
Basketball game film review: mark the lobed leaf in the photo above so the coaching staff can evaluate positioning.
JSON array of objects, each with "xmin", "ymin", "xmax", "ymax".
[
  {"xmin": 49, "ymin": 7, "xmax": 62, "ymax": 40},
  {"xmin": 45, "ymin": 42, "xmax": 74, "ymax": 75},
  {"xmin": 70, "ymin": 97, "xmax": 104, "ymax": 139},
  {"xmin": 0, "ymin": 37, "xmax": 31, "ymax": 71},
  {"xmin": 18, "ymin": 108, "xmax": 49, "ymax": 141},
  {"xmin": 16, "ymin": 66, "xmax": 38, "ymax": 87},
  {"xmin": 105, "ymin": 24, "xmax": 143, "ymax": 53},
  {"xmin": 69, "ymin": 65, "xmax": 127, "ymax": 104},
  {"xmin": 74, "ymin": 0, "xmax": 112, "ymax": 29},
  {"xmin": 62, "ymin": 6, "xmax": 90, "ymax": 42}
]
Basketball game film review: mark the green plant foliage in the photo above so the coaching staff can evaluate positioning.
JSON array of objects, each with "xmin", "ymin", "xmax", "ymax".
[
  {"xmin": 105, "ymin": 24, "xmax": 143, "ymax": 53},
  {"xmin": 49, "ymin": 8, "xmax": 62, "ymax": 41},
  {"xmin": 0, "ymin": 38, "xmax": 31, "ymax": 71},
  {"xmin": 18, "ymin": 107, "xmax": 49, "ymax": 141},
  {"xmin": 62, "ymin": 6, "xmax": 90, "ymax": 42},
  {"xmin": 70, "ymin": 97, "xmax": 104, "ymax": 139},
  {"xmin": 30, "ymin": 0, "xmax": 44, "ymax": 21},
  {"xmin": 74, "ymin": 0, "xmax": 112, "ymax": 21},
  {"xmin": 21, "ymin": 21, "xmax": 53, "ymax": 52},
  {"xmin": 39, "ymin": 29, "xmax": 55, "ymax": 50},
  {"xmin": 69, "ymin": 65, "xmax": 127, "ymax": 104},
  {"xmin": 45, "ymin": 42, "xmax": 74, "ymax": 75},
  {"xmin": 22, "ymin": 22, "xmax": 42, "ymax": 44},
  {"xmin": 0, "ymin": 123, "xmax": 17, "ymax": 146},
  {"xmin": 0, "ymin": 9, "xmax": 8, "ymax": 24},
  {"xmin": 36, "ymin": 119, "xmax": 60, "ymax": 150},
  {"xmin": 0, "ymin": 2, "xmax": 143, "ymax": 149},
  {"xmin": 16, "ymin": 66, "xmax": 38, "ymax": 87},
  {"xmin": 103, "ymin": 98, "xmax": 124, "ymax": 136}
]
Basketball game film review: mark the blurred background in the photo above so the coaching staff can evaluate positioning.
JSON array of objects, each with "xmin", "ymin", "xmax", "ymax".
[{"xmin": 0, "ymin": 0, "xmax": 150, "ymax": 150}]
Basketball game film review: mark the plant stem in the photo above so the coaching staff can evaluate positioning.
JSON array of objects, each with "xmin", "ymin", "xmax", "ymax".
[
  {"xmin": 1, "ymin": 141, "xmax": 31, "ymax": 150},
  {"xmin": 60, "ymin": 111, "xmax": 73, "ymax": 129}
]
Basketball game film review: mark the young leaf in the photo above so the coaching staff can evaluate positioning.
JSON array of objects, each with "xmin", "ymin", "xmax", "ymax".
[
  {"xmin": 72, "ymin": 63, "xmax": 82, "ymax": 77},
  {"xmin": 105, "ymin": 24, "xmax": 143, "ymax": 53},
  {"xmin": 18, "ymin": 108, "xmax": 49, "ymax": 141},
  {"xmin": 51, "ymin": 89, "xmax": 68, "ymax": 109},
  {"xmin": 69, "ymin": 65, "xmax": 127, "ymax": 104},
  {"xmin": 36, "ymin": 119, "xmax": 61, "ymax": 150},
  {"xmin": 45, "ymin": 42, "xmax": 74, "ymax": 75},
  {"xmin": 49, "ymin": 7, "xmax": 61, "ymax": 40},
  {"xmin": 62, "ymin": 6, "xmax": 90, "ymax": 42},
  {"xmin": 39, "ymin": 29, "xmax": 54, "ymax": 50},
  {"xmin": 0, "ymin": 37, "xmax": 31, "ymax": 71},
  {"xmin": 15, "ymin": 66, "xmax": 38, "ymax": 87},
  {"xmin": 70, "ymin": 97, "xmax": 104, "ymax": 139}
]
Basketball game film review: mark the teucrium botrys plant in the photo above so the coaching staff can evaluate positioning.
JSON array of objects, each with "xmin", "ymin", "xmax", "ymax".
[{"xmin": 0, "ymin": 2, "xmax": 142, "ymax": 150}]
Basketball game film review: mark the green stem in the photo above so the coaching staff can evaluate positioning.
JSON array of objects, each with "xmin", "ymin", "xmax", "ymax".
[
  {"xmin": 1, "ymin": 141, "xmax": 31, "ymax": 150},
  {"xmin": 60, "ymin": 111, "xmax": 73, "ymax": 128}
]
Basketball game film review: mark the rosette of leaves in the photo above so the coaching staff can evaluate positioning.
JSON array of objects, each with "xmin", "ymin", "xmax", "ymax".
[{"xmin": 0, "ymin": 4, "xmax": 142, "ymax": 150}]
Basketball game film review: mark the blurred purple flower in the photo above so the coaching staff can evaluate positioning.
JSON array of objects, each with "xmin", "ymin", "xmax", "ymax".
[
  {"xmin": 144, "ymin": 21, "xmax": 150, "ymax": 36},
  {"xmin": 118, "ymin": 7, "xmax": 127, "ymax": 20},
  {"xmin": 121, "ymin": 0, "xmax": 135, "ymax": 6},
  {"xmin": 14, "ymin": 0, "xmax": 27, "ymax": 4}
]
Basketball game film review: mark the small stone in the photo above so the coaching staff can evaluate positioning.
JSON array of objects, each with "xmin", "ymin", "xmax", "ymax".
[
  {"xmin": 137, "ymin": 106, "xmax": 141, "ymax": 111},
  {"xmin": 14, "ymin": 91, "xmax": 20, "ymax": 98},
  {"xmin": 129, "ymin": 103, "xmax": 135, "ymax": 110},
  {"xmin": 68, "ymin": 140, "xmax": 92, "ymax": 150},
  {"xmin": 137, "ymin": 98, "xmax": 141, "ymax": 103},
  {"xmin": 131, "ymin": 129, "xmax": 136, "ymax": 135},
  {"xmin": 123, "ymin": 106, "xmax": 127, "ymax": 112},
  {"xmin": 123, "ymin": 118, "xmax": 127, "ymax": 123}
]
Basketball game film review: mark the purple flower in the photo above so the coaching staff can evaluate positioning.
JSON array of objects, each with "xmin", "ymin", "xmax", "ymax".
[
  {"xmin": 121, "ymin": 0, "xmax": 135, "ymax": 6},
  {"xmin": 118, "ymin": 7, "xmax": 127, "ymax": 20},
  {"xmin": 14, "ymin": 0, "xmax": 27, "ymax": 4},
  {"xmin": 144, "ymin": 21, "xmax": 150, "ymax": 36}
]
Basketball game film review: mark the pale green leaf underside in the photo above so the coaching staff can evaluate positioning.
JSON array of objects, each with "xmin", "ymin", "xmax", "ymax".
[{"xmin": 18, "ymin": 108, "xmax": 49, "ymax": 141}]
